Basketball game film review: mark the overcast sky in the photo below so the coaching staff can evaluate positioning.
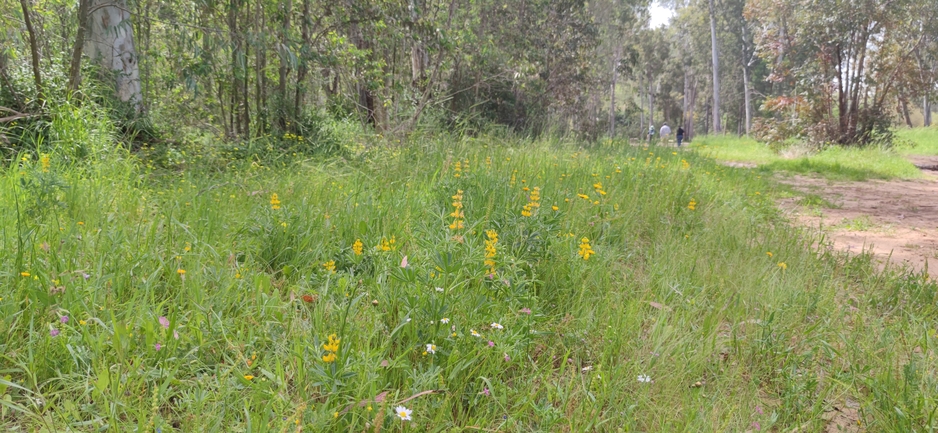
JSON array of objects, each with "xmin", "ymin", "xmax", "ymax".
[{"xmin": 649, "ymin": 3, "xmax": 674, "ymax": 28}]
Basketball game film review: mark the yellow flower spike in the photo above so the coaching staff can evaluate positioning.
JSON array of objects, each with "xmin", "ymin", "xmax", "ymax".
[
  {"xmin": 244, "ymin": 375, "xmax": 254, "ymax": 380},
  {"xmin": 352, "ymin": 239, "xmax": 363, "ymax": 255},
  {"xmin": 270, "ymin": 193, "xmax": 281, "ymax": 210},
  {"xmin": 577, "ymin": 238, "xmax": 595, "ymax": 260},
  {"xmin": 778, "ymin": 262, "xmax": 788, "ymax": 270}
]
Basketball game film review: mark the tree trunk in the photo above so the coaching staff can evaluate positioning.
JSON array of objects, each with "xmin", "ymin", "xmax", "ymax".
[
  {"xmin": 19, "ymin": 0, "xmax": 44, "ymax": 105},
  {"xmin": 610, "ymin": 45, "xmax": 619, "ymax": 137},
  {"xmin": 639, "ymin": 71, "xmax": 645, "ymax": 135},
  {"xmin": 900, "ymin": 96, "xmax": 912, "ymax": 128},
  {"xmin": 742, "ymin": 62, "xmax": 751, "ymax": 134},
  {"xmin": 228, "ymin": 0, "xmax": 243, "ymax": 135},
  {"xmin": 67, "ymin": 0, "xmax": 91, "ymax": 94},
  {"xmin": 255, "ymin": 0, "xmax": 267, "ymax": 135},
  {"xmin": 708, "ymin": 0, "xmax": 721, "ymax": 133},
  {"xmin": 350, "ymin": 23, "xmax": 377, "ymax": 127},
  {"xmin": 686, "ymin": 75, "xmax": 697, "ymax": 141},
  {"xmin": 294, "ymin": 0, "xmax": 311, "ymax": 122},
  {"xmin": 926, "ymin": 97, "xmax": 932, "ymax": 127},
  {"xmin": 410, "ymin": 0, "xmax": 428, "ymax": 87},
  {"xmin": 86, "ymin": 0, "xmax": 142, "ymax": 111},
  {"xmin": 277, "ymin": 0, "xmax": 292, "ymax": 131},
  {"xmin": 647, "ymin": 73, "xmax": 654, "ymax": 132},
  {"xmin": 741, "ymin": 24, "xmax": 752, "ymax": 135}
]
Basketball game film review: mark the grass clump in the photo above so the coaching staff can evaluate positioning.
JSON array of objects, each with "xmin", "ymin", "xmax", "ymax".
[{"xmin": 0, "ymin": 127, "xmax": 936, "ymax": 431}]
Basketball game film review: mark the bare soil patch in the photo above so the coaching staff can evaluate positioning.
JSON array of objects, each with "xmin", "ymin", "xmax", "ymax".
[{"xmin": 776, "ymin": 158, "xmax": 938, "ymax": 273}]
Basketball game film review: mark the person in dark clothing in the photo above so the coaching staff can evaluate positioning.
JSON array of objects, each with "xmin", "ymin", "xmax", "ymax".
[{"xmin": 676, "ymin": 126, "xmax": 685, "ymax": 147}]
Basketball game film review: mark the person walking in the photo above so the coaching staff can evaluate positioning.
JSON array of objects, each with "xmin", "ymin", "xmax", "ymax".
[
  {"xmin": 659, "ymin": 123, "xmax": 671, "ymax": 144},
  {"xmin": 676, "ymin": 126, "xmax": 685, "ymax": 147},
  {"xmin": 647, "ymin": 124, "xmax": 655, "ymax": 144}
]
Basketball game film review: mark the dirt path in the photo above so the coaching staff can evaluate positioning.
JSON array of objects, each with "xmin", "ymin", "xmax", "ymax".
[{"xmin": 775, "ymin": 157, "xmax": 938, "ymax": 274}]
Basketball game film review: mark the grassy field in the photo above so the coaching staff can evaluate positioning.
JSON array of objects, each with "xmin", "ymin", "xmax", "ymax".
[
  {"xmin": 1, "ymin": 116, "xmax": 937, "ymax": 431},
  {"xmin": 691, "ymin": 127, "xmax": 938, "ymax": 180},
  {"xmin": 897, "ymin": 127, "xmax": 938, "ymax": 155}
]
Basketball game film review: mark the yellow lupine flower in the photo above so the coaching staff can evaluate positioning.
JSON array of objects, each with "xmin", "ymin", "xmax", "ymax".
[
  {"xmin": 352, "ymin": 239, "xmax": 363, "ymax": 256},
  {"xmin": 577, "ymin": 238, "xmax": 595, "ymax": 260},
  {"xmin": 270, "ymin": 193, "xmax": 281, "ymax": 210}
]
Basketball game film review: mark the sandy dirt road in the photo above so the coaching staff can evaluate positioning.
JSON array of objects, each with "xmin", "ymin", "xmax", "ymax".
[{"xmin": 775, "ymin": 157, "xmax": 938, "ymax": 274}]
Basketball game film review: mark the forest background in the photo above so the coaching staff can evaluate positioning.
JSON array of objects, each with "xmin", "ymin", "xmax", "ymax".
[{"xmin": 2, "ymin": 0, "xmax": 937, "ymax": 151}]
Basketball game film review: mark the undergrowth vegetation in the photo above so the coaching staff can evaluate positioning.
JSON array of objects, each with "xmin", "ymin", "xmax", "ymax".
[{"xmin": 1, "ymin": 118, "xmax": 937, "ymax": 431}]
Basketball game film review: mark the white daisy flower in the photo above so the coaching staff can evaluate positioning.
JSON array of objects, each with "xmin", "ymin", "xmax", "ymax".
[
  {"xmin": 471, "ymin": 329, "xmax": 481, "ymax": 337},
  {"xmin": 491, "ymin": 322, "xmax": 504, "ymax": 330},
  {"xmin": 395, "ymin": 405, "xmax": 412, "ymax": 421},
  {"xmin": 435, "ymin": 287, "xmax": 444, "ymax": 292},
  {"xmin": 426, "ymin": 344, "xmax": 436, "ymax": 354},
  {"xmin": 637, "ymin": 374, "xmax": 652, "ymax": 383},
  {"xmin": 440, "ymin": 317, "xmax": 450, "ymax": 324}
]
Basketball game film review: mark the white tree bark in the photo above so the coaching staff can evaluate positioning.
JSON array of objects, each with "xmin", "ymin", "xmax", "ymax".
[
  {"xmin": 86, "ymin": 0, "xmax": 142, "ymax": 111},
  {"xmin": 741, "ymin": 24, "xmax": 753, "ymax": 135}
]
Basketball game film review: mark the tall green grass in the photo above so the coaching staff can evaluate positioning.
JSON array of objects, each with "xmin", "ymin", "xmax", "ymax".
[
  {"xmin": 896, "ymin": 126, "xmax": 938, "ymax": 155},
  {"xmin": 1, "ymin": 123, "xmax": 936, "ymax": 431}
]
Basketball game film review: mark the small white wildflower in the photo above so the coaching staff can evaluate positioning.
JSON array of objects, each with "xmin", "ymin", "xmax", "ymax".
[
  {"xmin": 440, "ymin": 317, "xmax": 450, "ymax": 324},
  {"xmin": 426, "ymin": 344, "xmax": 436, "ymax": 354},
  {"xmin": 471, "ymin": 329, "xmax": 481, "ymax": 337},
  {"xmin": 637, "ymin": 374, "xmax": 652, "ymax": 383},
  {"xmin": 491, "ymin": 322, "xmax": 504, "ymax": 330},
  {"xmin": 395, "ymin": 405, "xmax": 412, "ymax": 421},
  {"xmin": 582, "ymin": 366, "xmax": 593, "ymax": 372},
  {"xmin": 435, "ymin": 287, "xmax": 444, "ymax": 292}
]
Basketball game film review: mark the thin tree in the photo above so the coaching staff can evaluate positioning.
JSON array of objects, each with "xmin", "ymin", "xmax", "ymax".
[
  {"xmin": 19, "ymin": 0, "xmax": 44, "ymax": 105},
  {"xmin": 707, "ymin": 0, "xmax": 721, "ymax": 133}
]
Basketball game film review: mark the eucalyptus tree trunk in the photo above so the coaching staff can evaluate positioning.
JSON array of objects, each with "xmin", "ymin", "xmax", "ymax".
[
  {"xmin": 741, "ymin": 24, "xmax": 753, "ymax": 135},
  {"xmin": 19, "ymin": 0, "xmax": 44, "ymax": 105},
  {"xmin": 410, "ymin": 0, "xmax": 428, "ymax": 86},
  {"xmin": 86, "ymin": 0, "xmax": 142, "ymax": 111},
  {"xmin": 639, "ymin": 71, "xmax": 645, "ymax": 133},
  {"xmin": 647, "ymin": 73, "xmax": 654, "ymax": 130},
  {"xmin": 926, "ymin": 97, "xmax": 932, "ymax": 127},
  {"xmin": 708, "ymin": 0, "xmax": 722, "ymax": 133},
  {"xmin": 610, "ymin": 45, "xmax": 620, "ymax": 136}
]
